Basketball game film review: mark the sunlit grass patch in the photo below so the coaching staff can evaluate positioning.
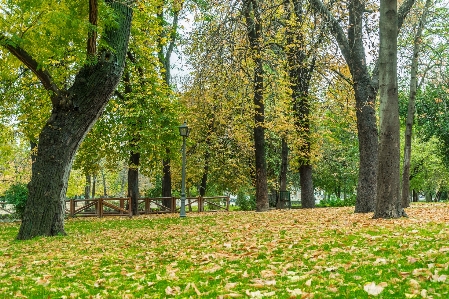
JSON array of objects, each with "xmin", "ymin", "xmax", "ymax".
[{"xmin": 0, "ymin": 204, "xmax": 448, "ymax": 298}]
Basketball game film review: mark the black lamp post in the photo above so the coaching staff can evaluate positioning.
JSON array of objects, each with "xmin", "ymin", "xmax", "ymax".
[{"xmin": 179, "ymin": 122, "xmax": 189, "ymax": 217}]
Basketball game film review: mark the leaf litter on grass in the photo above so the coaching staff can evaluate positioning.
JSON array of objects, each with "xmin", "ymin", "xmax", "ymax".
[{"xmin": 0, "ymin": 203, "xmax": 448, "ymax": 298}]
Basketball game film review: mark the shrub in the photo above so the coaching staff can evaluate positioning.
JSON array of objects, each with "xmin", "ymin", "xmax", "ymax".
[
  {"xmin": 317, "ymin": 194, "xmax": 356, "ymax": 207},
  {"xmin": 235, "ymin": 191, "xmax": 256, "ymax": 211},
  {"xmin": 4, "ymin": 183, "xmax": 28, "ymax": 219}
]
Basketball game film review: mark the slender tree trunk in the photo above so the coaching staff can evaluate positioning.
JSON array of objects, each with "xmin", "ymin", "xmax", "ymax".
[
  {"xmin": 128, "ymin": 151, "xmax": 140, "ymax": 215},
  {"xmin": 401, "ymin": 0, "xmax": 432, "ymax": 209},
  {"xmin": 16, "ymin": 1, "xmax": 133, "ymax": 240},
  {"xmin": 162, "ymin": 154, "xmax": 172, "ymax": 208},
  {"xmin": 374, "ymin": 0, "xmax": 402, "ymax": 219},
  {"xmin": 244, "ymin": 0, "xmax": 268, "ymax": 211},
  {"xmin": 412, "ymin": 189, "xmax": 418, "ymax": 202},
  {"xmin": 157, "ymin": 4, "xmax": 181, "ymax": 208},
  {"xmin": 199, "ymin": 155, "xmax": 209, "ymax": 197},
  {"xmin": 101, "ymin": 169, "xmax": 107, "ymax": 197},
  {"xmin": 279, "ymin": 137, "xmax": 288, "ymax": 192},
  {"xmin": 284, "ymin": 0, "xmax": 318, "ymax": 209},
  {"xmin": 84, "ymin": 174, "xmax": 91, "ymax": 199},
  {"xmin": 91, "ymin": 175, "xmax": 97, "ymax": 199}
]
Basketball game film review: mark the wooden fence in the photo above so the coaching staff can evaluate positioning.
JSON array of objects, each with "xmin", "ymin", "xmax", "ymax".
[{"xmin": 65, "ymin": 196, "xmax": 230, "ymax": 218}]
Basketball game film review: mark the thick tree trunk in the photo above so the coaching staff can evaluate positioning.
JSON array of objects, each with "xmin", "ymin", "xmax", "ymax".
[
  {"xmin": 401, "ymin": 0, "xmax": 432, "ymax": 209},
  {"xmin": 128, "ymin": 151, "xmax": 140, "ymax": 215},
  {"xmin": 347, "ymin": 1, "xmax": 378, "ymax": 213},
  {"xmin": 374, "ymin": 0, "xmax": 402, "ymax": 219},
  {"xmin": 300, "ymin": 165, "xmax": 314, "ymax": 208},
  {"xmin": 353, "ymin": 84, "xmax": 378, "ymax": 213},
  {"xmin": 244, "ymin": 0, "xmax": 268, "ymax": 211},
  {"xmin": 309, "ymin": 0, "xmax": 416, "ymax": 213},
  {"xmin": 16, "ymin": 1, "xmax": 133, "ymax": 240}
]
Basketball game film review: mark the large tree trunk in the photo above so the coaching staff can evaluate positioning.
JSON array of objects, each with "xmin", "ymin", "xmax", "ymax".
[
  {"xmin": 309, "ymin": 0, "xmax": 416, "ymax": 213},
  {"xmin": 300, "ymin": 165, "xmax": 314, "ymax": 208},
  {"xmin": 347, "ymin": 1, "xmax": 378, "ymax": 213},
  {"xmin": 401, "ymin": 0, "xmax": 432, "ymax": 209},
  {"xmin": 16, "ymin": 1, "xmax": 133, "ymax": 240},
  {"xmin": 353, "ymin": 81, "xmax": 378, "ymax": 213},
  {"xmin": 128, "ymin": 151, "xmax": 140, "ymax": 215},
  {"xmin": 244, "ymin": 0, "xmax": 268, "ymax": 211},
  {"xmin": 374, "ymin": 0, "xmax": 402, "ymax": 219}
]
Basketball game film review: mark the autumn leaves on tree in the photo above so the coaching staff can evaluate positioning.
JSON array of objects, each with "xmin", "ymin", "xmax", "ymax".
[{"xmin": 1, "ymin": 0, "xmax": 446, "ymax": 239}]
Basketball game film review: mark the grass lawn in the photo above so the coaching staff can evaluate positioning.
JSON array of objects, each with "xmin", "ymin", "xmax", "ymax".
[{"xmin": 0, "ymin": 203, "xmax": 448, "ymax": 298}]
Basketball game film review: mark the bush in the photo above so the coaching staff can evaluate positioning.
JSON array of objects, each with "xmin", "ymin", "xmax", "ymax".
[
  {"xmin": 4, "ymin": 183, "xmax": 28, "ymax": 219},
  {"xmin": 235, "ymin": 191, "xmax": 256, "ymax": 211},
  {"xmin": 317, "ymin": 194, "xmax": 356, "ymax": 207}
]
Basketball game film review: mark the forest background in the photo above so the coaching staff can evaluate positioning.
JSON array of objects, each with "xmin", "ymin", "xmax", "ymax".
[{"xmin": 1, "ymin": 0, "xmax": 449, "ymax": 221}]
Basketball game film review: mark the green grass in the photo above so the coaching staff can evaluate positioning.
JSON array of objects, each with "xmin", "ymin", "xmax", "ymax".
[{"xmin": 0, "ymin": 203, "xmax": 449, "ymax": 298}]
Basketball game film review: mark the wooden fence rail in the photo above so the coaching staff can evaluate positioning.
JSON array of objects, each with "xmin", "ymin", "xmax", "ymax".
[
  {"xmin": 65, "ymin": 196, "xmax": 230, "ymax": 218},
  {"xmin": 65, "ymin": 198, "xmax": 132, "ymax": 218}
]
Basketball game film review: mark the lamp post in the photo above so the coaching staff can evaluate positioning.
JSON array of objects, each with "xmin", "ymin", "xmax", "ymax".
[{"xmin": 179, "ymin": 122, "xmax": 189, "ymax": 218}]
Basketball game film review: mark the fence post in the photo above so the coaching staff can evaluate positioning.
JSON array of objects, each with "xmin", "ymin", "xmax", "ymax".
[
  {"xmin": 226, "ymin": 196, "xmax": 230, "ymax": 211},
  {"xmin": 98, "ymin": 198, "xmax": 103, "ymax": 218},
  {"xmin": 171, "ymin": 197, "xmax": 176, "ymax": 213},
  {"xmin": 145, "ymin": 198, "xmax": 150, "ymax": 214},
  {"xmin": 128, "ymin": 197, "xmax": 133, "ymax": 218},
  {"xmin": 198, "ymin": 196, "xmax": 204, "ymax": 212},
  {"xmin": 69, "ymin": 199, "xmax": 74, "ymax": 217}
]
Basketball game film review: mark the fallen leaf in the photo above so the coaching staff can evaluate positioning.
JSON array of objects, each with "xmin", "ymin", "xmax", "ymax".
[{"xmin": 364, "ymin": 282, "xmax": 386, "ymax": 296}]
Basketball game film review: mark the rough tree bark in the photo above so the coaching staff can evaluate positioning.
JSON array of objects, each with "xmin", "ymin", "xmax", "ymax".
[
  {"xmin": 244, "ymin": 0, "xmax": 269, "ymax": 211},
  {"xmin": 374, "ymin": 0, "xmax": 402, "ymax": 218},
  {"xmin": 1, "ymin": 1, "xmax": 134, "ymax": 240},
  {"xmin": 401, "ymin": 0, "xmax": 432, "ymax": 208},
  {"xmin": 309, "ymin": 0, "xmax": 416, "ymax": 213}
]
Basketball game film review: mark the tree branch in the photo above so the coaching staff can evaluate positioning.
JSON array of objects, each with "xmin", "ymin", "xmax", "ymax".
[
  {"xmin": 308, "ymin": 0, "xmax": 350, "ymax": 63},
  {"xmin": 87, "ymin": 0, "xmax": 98, "ymax": 59},
  {"xmin": 0, "ymin": 35, "xmax": 60, "ymax": 101}
]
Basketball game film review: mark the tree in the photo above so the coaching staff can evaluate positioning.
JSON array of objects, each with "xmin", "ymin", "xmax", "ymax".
[
  {"xmin": 243, "ymin": 0, "xmax": 269, "ymax": 211},
  {"xmin": 374, "ymin": 0, "xmax": 403, "ymax": 218},
  {"xmin": 309, "ymin": 0, "xmax": 416, "ymax": 213},
  {"xmin": 1, "ymin": 0, "xmax": 134, "ymax": 239},
  {"xmin": 401, "ymin": 0, "xmax": 433, "ymax": 208}
]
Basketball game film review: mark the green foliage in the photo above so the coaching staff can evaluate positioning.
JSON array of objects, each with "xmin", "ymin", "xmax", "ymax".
[
  {"xmin": 3, "ymin": 183, "xmax": 28, "ymax": 219},
  {"xmin": 317, "ymin": 194, "xmax": 356, "ymax": 207},
  {"xmin": 235, "ymin": 190, "xmax": 256, "ymax": 211}
]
